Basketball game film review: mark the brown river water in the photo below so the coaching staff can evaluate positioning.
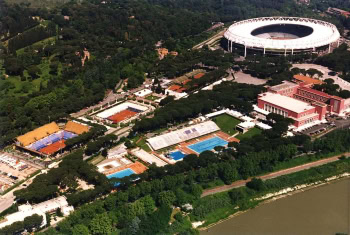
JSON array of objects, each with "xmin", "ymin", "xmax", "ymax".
[{"xmin": 200, "ymin": 178, "xmax": 350, "ymax": 235}]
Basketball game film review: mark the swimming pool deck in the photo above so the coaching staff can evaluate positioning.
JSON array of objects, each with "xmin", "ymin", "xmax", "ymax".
[
  {"xmin": 176, "ymin": 131, "xmax": 239, "ymax": 156},
  {"xmin": 104, "ymin": 161, "xmax": 147, "ymax": 176}
]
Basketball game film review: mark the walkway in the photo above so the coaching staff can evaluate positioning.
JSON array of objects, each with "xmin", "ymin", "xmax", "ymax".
[{"xmin": 201, "ymin": 153, "xmax": 350, "ymax": 197}]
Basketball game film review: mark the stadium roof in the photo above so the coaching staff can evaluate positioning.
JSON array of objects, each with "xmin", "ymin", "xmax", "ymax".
[
  {"xmin": 224, "ymin": 17, "xmax": 340, "ymax": 50},
  {"xmin": 64, "ymin": 121, "xmax": 90, "ymax": 135},
  {"xmin": 259, "ymin": 92, "xmax": 315, "ymax": 113},
  {"xmin": 293, "ymin": 75, "xmax": 323, "ymax": 85},
  {"xmin": 147, "ymin": 121, "xmax": 220, "ymax": 150},
  {"xmin": 17, "ymin": 122, "xmax": 60, "ymax": 146}
]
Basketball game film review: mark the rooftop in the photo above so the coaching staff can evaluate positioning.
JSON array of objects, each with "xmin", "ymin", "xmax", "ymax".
[
  {"xmin": 259, "ymin": 92, "xmax": 315, "ymax": 113},
  {"xmin": 269, "ymin": 81, "xmax": 299, "ymax": 92},
  {"xmin": 293, "ymin": 74, "xmax": 324, "ymax": 85},
  {"xmin": 17, "ymin": 122, "xmax": 60, "ymax": 146},
  {"xmin": 64, "ymin": 121, "xmax": 90, "ymax": 135},
  {"xmin": 298, "ymin": 86, "xmax": 332, "ymax": 98}
]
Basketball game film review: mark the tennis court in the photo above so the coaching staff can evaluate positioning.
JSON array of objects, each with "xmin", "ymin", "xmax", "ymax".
[
  {"xmin": 107, "ymin": 168, "xmax": 135, "ymax": 179},
  {"xmin": 107, "ymin": 109, "xmax": 138, "ymax": 123},
  {"xmin": 170, "ymin": 151, "xmax": 186, "ymax": 161},
  {"xmin": 188, "ymin": 136, "xmax": 228, "ymax": 153},
  {"xmin": 39, "ymin": 140, "xmax": 66, "ymax": 155}
]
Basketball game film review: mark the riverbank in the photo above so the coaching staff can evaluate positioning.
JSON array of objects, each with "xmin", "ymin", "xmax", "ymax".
[
  {"xmin": 191, "ymin": 157, "xmax": 350, "ymax": 230},
  {"xmin": 198, "ymin": 172, "xmax": 350, "ymax": 231}
]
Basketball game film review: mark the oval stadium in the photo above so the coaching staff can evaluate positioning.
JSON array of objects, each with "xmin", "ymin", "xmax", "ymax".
[{"xmin": 224, "ymin": 17, "xmax": 341, "ymax": 56}]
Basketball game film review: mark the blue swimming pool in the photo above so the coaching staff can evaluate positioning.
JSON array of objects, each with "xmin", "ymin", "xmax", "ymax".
[
  {"xmin": 170, "ymin": 151, "xmax": 186, "ymax": 161},
  {"xmin": 107, "ymin": 168, "xmax": 135, "ymax": 179},
  {"xmin": 188, "ymin": 137, "xmax": 228, "ymax": 153}
]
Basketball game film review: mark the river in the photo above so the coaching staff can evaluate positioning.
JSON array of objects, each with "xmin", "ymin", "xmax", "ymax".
[{"xmin": 201, "ymin": 178, "xmax": 350, "ymax": 235}]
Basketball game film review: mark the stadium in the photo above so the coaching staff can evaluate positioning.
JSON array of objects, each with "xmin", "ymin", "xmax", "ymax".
[
  {"xmin": 95, "ymin": 102, "xmax": 149, "ymax": 124},
  {"xmin": 16, "ymin": 121, "xmax": 89, "ymax": 156},
  {"xmin": 224, "ymin": 17, "xmax": 341, "ymax": 56}
]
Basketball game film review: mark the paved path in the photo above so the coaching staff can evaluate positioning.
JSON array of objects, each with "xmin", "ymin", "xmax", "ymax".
[
  {"xmin": 292, "ymin": 64, "xmax": 350, "ymax": 91},
  {"xmin": 234, "ymin": 71, "xmax": 267, "ymax": 85},
  {"xmin": 193, "ymin": 28, "xmax": 226, "ymax": 50},
  {"xmin": 201, "ymin": 153, "xmax": 349, "ymax": 197}
]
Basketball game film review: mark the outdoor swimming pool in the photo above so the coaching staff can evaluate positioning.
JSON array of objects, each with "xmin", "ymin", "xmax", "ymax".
[
  {"xmin": 107, "ymin": 168, "xmax": 135, "ymax": 179},
  {"xmin": 170, "ymin": 151, "xmax": 186, "ymax": 161},
  {"xmin": 188, "ymin": 136, "xmax": 227, "ymax": 153}
]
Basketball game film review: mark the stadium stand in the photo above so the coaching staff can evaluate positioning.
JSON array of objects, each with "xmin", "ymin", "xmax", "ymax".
[
  {"xmin": 147, "ymin": 121, "xmax": 220, "ymax": 150},
  {"xmin": 64, "ymin": 121, "xmax": 90, "ymax": 135},
  {"xmin": 96, "ymin": 102, "xmax": 148, "ymax": 119},
  {"xmin": 17, "ymin": 122, "xmax": 60, "ymax": 147}
]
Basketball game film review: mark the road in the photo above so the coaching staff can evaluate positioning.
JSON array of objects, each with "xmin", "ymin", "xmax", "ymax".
[
  {"xmin": 201, "ymin": 153, "xmax": 349, "ymax": 197},
  {"xmin": 0, "ymin": 172, "xmax": 41, "ymax": 213},
  {"xmin": 193, "ymin": 28, "xmax": 226, "ymax": 50}
]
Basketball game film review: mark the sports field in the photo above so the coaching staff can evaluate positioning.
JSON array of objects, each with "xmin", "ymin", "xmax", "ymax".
[
  {"xmin": 108, "ymin": 109, "xmax": 138, "ymax": 123},
  {"xmin": 39, "ymin": 140, "xmax": 65, "ymax": 155},
  {"xmin": 213, "ymin": 114, "xmax": 241, "ymax": 135}
]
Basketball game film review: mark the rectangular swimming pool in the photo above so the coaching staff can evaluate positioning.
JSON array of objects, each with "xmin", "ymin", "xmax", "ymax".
[
  {"xmin": 107, "ymin": 168, "xmax": 135, "ymax": 179},
  {"xmin": 170, "ymin": 151, "xmax": 186, "ymax": 161},
  {"xmin": 188, "ymin": 136, "xmax": 228, "ymax": 153}
]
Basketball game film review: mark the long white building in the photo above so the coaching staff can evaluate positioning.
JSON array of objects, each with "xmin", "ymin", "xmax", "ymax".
[
  {"xmin": 0, "ymin": 196, "xmax": 73, "ymax": 229},
  {"xmin": 147, "ymin": 121, "xmax": 220, "ymax": 150}
]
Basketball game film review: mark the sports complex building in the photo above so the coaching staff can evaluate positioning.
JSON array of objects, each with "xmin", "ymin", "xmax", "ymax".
[
  {"xmin": 224, "ymin": 17, "xmax": 341, "ymax": 56},
  {"xmin": 257, "ymin": 78, "xmax": 350, "ymax": 127},
  {"xmin": 95, "ymin": 101, "xmax": 149, "ymax": 124},
  {"xmin": 16, "ymin": 121, "xmax": 89, "ymax": 156},
  {"xmin": 147, "ymin": 121, "xmax": 239, "ymax": 160}
]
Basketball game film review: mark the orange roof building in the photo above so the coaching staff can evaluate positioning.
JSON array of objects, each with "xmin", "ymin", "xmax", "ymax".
[
  {"xmin": 17, "ymin": 122, "xmax": 60, "ymax": 146},
  {"xmin": 64, "ymin": 121, "xmax": 90, "ymax": 135},
  {"xmin": 293, "ymin": 74, "xmax": 324, "ymax": 85}
]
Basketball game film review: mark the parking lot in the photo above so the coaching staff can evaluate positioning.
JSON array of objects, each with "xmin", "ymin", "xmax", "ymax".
[{"xmin": 300, "ymin": 123, "xmax": 331, "ymax": 136}]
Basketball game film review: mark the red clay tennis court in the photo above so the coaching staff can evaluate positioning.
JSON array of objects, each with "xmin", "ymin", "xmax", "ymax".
[
  {"xmin": 107, "ymin": 109, "xmax": 138, "ymax": 123},
  {"xmin": 39, "ymin": 140, "xmax": 66, "ymax": 155}
]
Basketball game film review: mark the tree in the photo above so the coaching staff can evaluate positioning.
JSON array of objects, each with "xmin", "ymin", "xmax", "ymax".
[
  {"xmin": 72, "ymin": 224, "xmax": 91, "ymax": 235},
  {"xmin": 128, "ymin": 216, "xmax": 141, "ymax": 235},
  {"xmin": 246, "ymin": 178, "xmax": 265, "ymax": 191},
  {"xmin": 139, "ymin": 195, "xmax": 156, "ymax": 214},
  {"xmin": 27, "ymin": 65, "xmax": 40, "ymax": 79},
  {"xmin": 157, "ymin": 190, "xmax": 176, "ymax": 206},
  {"xmin": 89, "ymin": 213, "xmax": 113, "ymax": 235},
  {"xmin": 23, "ymin": 214, "xmax": 43, "ymax": 232}
]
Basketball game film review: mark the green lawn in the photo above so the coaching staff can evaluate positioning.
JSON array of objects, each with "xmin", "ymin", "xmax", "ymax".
[
  {"xmin": 145, "ymin": 95, "xmax": 158, "ymax": 101},
  {"xmin": 213, "ymin": 114, "xmax": 241, "ymax": 135},
  {"xmin": 236, "ymin": 127, "xmax": 262, "ymax": 140},
  {"xmin": 135, "ymin": 137, "xmax": 152, "ymax": 152},
  {"xmin": 88, "ymin": 155, "xmax": 105, "ymax": 165}
]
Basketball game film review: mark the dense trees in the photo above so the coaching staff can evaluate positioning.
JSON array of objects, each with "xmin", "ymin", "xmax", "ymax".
[
  {"xmin": 0, "ymin": 214, "xmax": 43, "ymax": 234},
  {"xmin": 133, "ymin": 82, "xmax": 264, "ymax": 134},
  {"xmin": 14, "ymin": 150, "xmax": 111, "ymax": 204}
]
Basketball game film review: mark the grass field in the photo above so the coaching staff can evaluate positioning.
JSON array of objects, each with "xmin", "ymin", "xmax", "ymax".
[
  {"xmin": 213, "ymin": 114, "xmax": 241, "ymax": 135},
  {"xmin": 88, "ymin": 155, "xmax": 105, "ymax": 165},
  {"xmin": 134, "ymin": 137, "xmax": 152, "ymax": 152},
  {"xmin": 236, "ymin": 127, "xmax": 262, "ymax": 140},
  {"xmin": 145, "ymin": 95, "xmax": 158, "ymax": 101}
]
